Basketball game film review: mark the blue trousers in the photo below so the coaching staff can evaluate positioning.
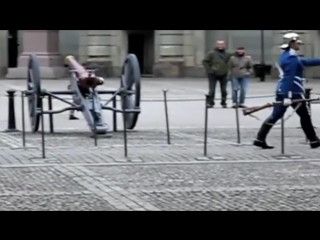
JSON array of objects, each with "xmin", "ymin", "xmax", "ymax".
[
  {"xmin": 257, "ymin": 93, "xmax": 317, "ymax": 141},
  {"xmin": 231, "ymin": 77, "xmax": 248, "ymax": 104}
]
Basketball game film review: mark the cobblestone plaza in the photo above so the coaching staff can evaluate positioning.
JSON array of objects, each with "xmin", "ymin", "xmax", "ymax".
[{"xmin": 1, "ymin": 78, "xmax": 320, "ymax": 210}]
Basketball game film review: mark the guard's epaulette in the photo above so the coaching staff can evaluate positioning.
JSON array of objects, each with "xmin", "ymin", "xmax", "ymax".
[{"xmin": 289, "ymin": 49, "xmax": 297, "ymax": 56}]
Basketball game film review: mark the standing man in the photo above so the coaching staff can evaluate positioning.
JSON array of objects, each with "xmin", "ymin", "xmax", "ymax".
[
  {"xmin": 228, "ymin": 47, "xmax": 253, "ymax": 108},
  {"xmin": 202, "ymin": 40, "xmax": 232, "ymax": 108},
  {"xmin": 253, "ymin": 31, "xmax": 320, "ymax": 149}
]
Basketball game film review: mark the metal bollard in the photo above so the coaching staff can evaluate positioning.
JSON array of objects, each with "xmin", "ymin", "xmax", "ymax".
[
  {"xmin": 204, "ymin": 95, "xmax": 210, "ymax": 156},
  {"xmin": 48, "ymin": 95, "xmax": 54, "ymax": 133},
  {"xmin": 40, "ymin": 97, "xmax": 46, "ymax": 159},
  {"xmin": 112, "ymin": 97, "xmax": 117, "ymax": 132},
  {"xmin": 163, "ymin": 89, "xmax": 171, "ymax": 145},
  {"xmin": 92, "ymin": 95, "xmax": 98, "ymax": 147},
  {"xmin": 5, "ymin": 89, "xmax": 19, "ymax": 132},
  {"xmin": 281, "ymin": 117, "xmax": 285, "ymax": 155},
  {"xmin": 234, "ymin": 89, "xmax": 241, "ymax": 144},
  {"xmin": 121, "ymin": 92, "xmax": 128, "ymax": 158},
  {"xmin": 21, "ymin": 91, "xmax": 26, "ymax": 147},
  {"xmin": 304, "ymin": 88, "xmax": 313, "ymax": 142},
  {"xmin": 305, "ymin": 88, "xmax": 313, "ymax": 118}
]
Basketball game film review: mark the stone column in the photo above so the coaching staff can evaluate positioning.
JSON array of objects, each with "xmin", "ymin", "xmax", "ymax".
[
  {"xmin": 6, "ymin": 30, "xmax": 65, "ymax": 79},
  {"xmin": 0, "ymin": 30, "xmax": 8, "ymax": 77},
  {"xmin": 80, "ymin": 30, "xmax": 116, "ymax": 77},
  {"xmin": 188, "ymin": 30, "xmax": 206, "ymax": 77},
  {"xmin": 153, "ymin": 30, "xmax": 184, "ymax": 77}
]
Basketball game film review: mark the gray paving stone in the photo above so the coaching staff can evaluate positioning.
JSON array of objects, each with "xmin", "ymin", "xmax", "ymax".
[
  {"xmin": 87, "ymin": 162, "xmax": 320, "ymax": 191},
  {"xmin": 0, "ymin": 194, "xmax": 116, "ymax": 211},
  {"xmin": 0, "ymin": 127, "xmax": 318, "ymax": 166},
  {"xmin": 135, "ymin": 188, "xmax": 320, "ymax": 211},
  {"xmin": 0, "ymin": 167, "xmax": 85, "ymax": 193},
  {"xmin": 0, "ymin": 79, "xmax": 320, "ymax": 210}
]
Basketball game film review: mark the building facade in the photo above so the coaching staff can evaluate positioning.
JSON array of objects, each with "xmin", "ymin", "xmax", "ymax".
[{"xmin": 1, "ymin": 30, "xmax": 320, "ymax": 79}]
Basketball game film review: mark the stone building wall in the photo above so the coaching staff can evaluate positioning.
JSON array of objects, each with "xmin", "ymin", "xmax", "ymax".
[{"xmin": 1, "ymin": 30, "xmax": 320, "ymax": 78}]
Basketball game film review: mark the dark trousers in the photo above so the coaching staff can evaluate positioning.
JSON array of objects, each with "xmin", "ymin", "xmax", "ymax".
[
  {"xmin": 207, "ymin": 74, "xmax": 228, "ymax": 105},
  {"xmin": 257, "ymin": 93, "xmax": 317, "ymax": 142}
]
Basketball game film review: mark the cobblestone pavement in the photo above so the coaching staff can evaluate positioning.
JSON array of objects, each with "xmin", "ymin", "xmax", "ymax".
[
  {"xmin": 1, "ymin": 79, "xmax": 320, "ymax": 210},
  {"xmin": 0, "ymin": 127, "xmax": 320, "ymax": 210},
  {"xmin": 1, "ymin": 161, "xmax": 320, "ymax": 210}
]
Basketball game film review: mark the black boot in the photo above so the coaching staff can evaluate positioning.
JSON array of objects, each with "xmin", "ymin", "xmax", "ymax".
[
  {"xmin": 69, "ymin": 115, "xmax": 79, "ymax": 120},
  {"xmin": 310, "ymin": 137, "xmax": 320, "ymax": 149},
  {"xmin": 299, "ymin": 115, "xmax": 319, "ymax": 149},
  {"xmin": 207, "ymin": 99, "xmax": 214, "ymax": 108},
  {"xmin": 253, "ymin": 122, "xmax": 274, "ymax": 149}
]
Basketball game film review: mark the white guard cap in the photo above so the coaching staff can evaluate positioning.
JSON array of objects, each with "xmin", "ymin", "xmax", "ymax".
[{"xmin": 280, "ymin": 31, "xmax": 303, "ymax": 49}]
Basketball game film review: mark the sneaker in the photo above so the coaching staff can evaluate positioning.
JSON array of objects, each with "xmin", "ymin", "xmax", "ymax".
[{"xmin": 239, "ymin": 104, "xmax": 247, "ymax": 108}]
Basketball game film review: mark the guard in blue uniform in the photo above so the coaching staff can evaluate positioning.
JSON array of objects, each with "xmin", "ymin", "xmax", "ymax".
[{"xmin": 253, "ymin": 31, "xmax": 320, "ymax": 149}]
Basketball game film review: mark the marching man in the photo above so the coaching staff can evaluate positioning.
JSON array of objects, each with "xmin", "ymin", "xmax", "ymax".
[{"xmin": 253, "ymin": 31, "xmax": 320, "ymax": 149}]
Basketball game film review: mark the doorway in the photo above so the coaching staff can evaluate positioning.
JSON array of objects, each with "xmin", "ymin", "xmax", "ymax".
[
  {"xmin": 127, "ymin": 30, "xmax": 154, "ymax": 76},
  {"xmin": 8, "ymin": 30, "xmax": 19, "ymax": 68}
]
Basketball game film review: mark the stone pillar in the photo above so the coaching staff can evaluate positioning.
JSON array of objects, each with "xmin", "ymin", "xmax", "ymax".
[
  {"xmin": 186, "ymin": 30, "xmax": 206, "ymax": 77},
  {"xmin": 0, "ymin": 30, "xmax": 8, "ymax": 77},
  {"xmin": 311, "ymin": 30, "xmax": 320, "ymax": 78},
  {"xmin": 81, "ymin": 30, "xmax": 115, "ymax": 77},
  {"xmin": 153, "ymin": 30, "xmax": 184, "ymax": 77},
  {"xmin": 6, "ymin": 30, "xmax": 65, "ymax": 79},
  {"xmin": 78, "ymin": 31, "xmax": 88, "ymax": 64}
]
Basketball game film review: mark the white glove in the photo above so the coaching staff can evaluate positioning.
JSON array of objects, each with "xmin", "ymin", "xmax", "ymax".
[{"xmin": 283, "ymin": 98, "xmax": 292, "ymax": 106}]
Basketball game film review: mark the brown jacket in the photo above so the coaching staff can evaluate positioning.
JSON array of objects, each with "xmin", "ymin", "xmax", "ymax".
[{"xmin": 228, "ymin": 55, "xmax": 253, "ymax": 78}]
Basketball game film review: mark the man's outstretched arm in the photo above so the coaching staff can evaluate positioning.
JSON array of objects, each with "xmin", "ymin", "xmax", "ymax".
[{"xmin": 300, "ymin": 58, "xmax": 320, "ymax": 67}]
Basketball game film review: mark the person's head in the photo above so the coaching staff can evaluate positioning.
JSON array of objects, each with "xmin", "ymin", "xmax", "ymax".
[
  {"xmin": 280, "ymin": 31, "xmax": 303, "ymax": 51},
  {"xmin": 216, "ymin": 40, "xmax": 226, "ymax": 51},
  {"xmin": 236, "ymin": 47, "xmax": 245, "ymax": 56}
]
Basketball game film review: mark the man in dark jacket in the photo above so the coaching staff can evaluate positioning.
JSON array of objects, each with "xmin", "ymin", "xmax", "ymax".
[{"xmin": 202, "ymin": 40, "xmax": 232, "ymax": 108}]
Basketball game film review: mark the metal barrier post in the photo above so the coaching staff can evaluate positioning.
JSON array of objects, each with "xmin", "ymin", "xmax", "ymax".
[
  {"xmin": 40, "ymin": 97, "xmax": 46, "ymax": 159},
  {"xmin": 48, "ymin": 95, "xmax": 54, "ymax": 133},
  {"xmin": 234, "ymin": 89, "xmax": 241, "ymax": 144},
  {"xmin": 305, "ymin": 88, "xmax": 313, "ymax": 143},
  {"xmin": 21, "ymin": 91, "xmax": 26, "ymax": 148},
  {"xmin": 305, "ymin": 88, "xmax": 312, "ymax": 114},
  {"xmin": 204, "ymin": 95, "xmax": 209, "ymax": 156},
  {"xmin": 112, "ymin": 97, "xmax": 117, "ymax": 132},
  {"xmin": 6, "ymin": 89, "xmax": 19, "ymax": 132},
  {"xmin": 121, "ymin": 92, "xmax": 128, "ymax": 158},
  {"xmin": 281, "ymin": 117, "xmax": 285, "ymax": 155},
  {"xmin": 163, "ymin": 89, "xmax": 171, "ymax": 145},
  {"xmin": 92, "ymin": 95, "xmax": 98, "ymax": 146}
]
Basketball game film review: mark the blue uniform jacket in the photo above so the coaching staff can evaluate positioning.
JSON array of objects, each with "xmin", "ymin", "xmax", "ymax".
[{"xmin": 277, "ymin": 49, "xmax": 320, "ymax": 98}]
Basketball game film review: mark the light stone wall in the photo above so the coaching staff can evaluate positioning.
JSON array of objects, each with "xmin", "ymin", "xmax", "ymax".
[
  {"xmin": 59, "ymin": 30, "xmax": 80, "ymax": 59},
  {"xmin": 79, "ymin": 30, "xmax": 195, "ymax": 77},
  {"xmin": 1, "ymin": 30, "xmax": 320, "ymax": 79},
  {"xmin": 0, "ymin": 30, "xmax": 8, "ymax": 77}
]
